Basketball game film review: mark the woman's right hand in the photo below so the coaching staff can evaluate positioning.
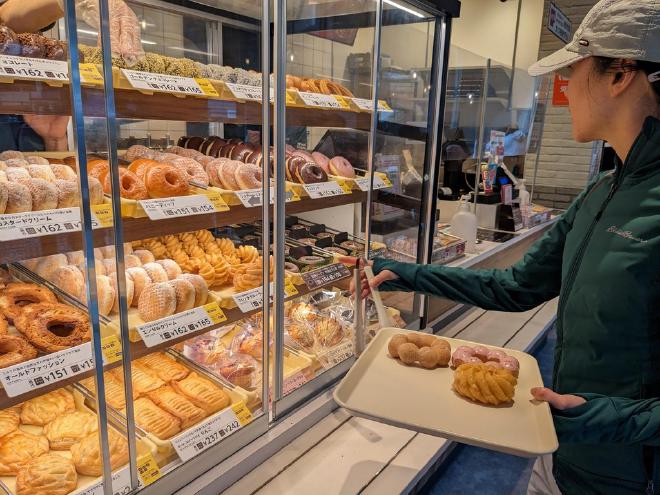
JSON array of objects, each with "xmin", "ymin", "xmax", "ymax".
[{"xmin": 339, "ymin": 256, "xmax": 399, "ymax": 299}]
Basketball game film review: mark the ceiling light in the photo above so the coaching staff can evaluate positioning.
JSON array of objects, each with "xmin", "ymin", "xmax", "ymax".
[
  {"xmin": 383, "ymin": 0, "xmax": 425, "ymax": 19},
  {"xmin": 77, "ymin": 29, "xmax": 98, "ymax": 36}
]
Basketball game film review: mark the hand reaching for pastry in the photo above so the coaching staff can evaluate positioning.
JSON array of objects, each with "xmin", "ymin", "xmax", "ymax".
[
  {"xmin": 340, "ymin": 256, "xmax": 398, "ymax": 300},
  {"xmin": 23, "ymin": 114, "xmax": 69, "ymax": 151},
  {"xmin": 531, "ymin": 387, "xmax": 586, "ymax": 410}
]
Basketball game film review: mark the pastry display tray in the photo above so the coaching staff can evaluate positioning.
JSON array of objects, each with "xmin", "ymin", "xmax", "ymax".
[{"xmin": 334, "ymin": 328, "xmax": 558, "ymax": 457}]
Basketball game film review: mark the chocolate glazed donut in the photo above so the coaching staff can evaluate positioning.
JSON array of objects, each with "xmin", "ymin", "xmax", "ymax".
[
  {"xmin": 219, "ymin": 143, "xmax": 237, "ymax": 158},
  {"xmin": 177, "ymin": 136, "xmax": 189, "ymax": 148},
  {"xmin": 201, "ymin": 136, "xmax": 224, "ymax": 156},
  {"xmin": 295, "ymin": 163, "xmax": 328, "ymax": 184},
  {"xmin": 186, "ymin": 136, "xmax": 205, "ymax": 151},
  {"xmin": 207, "ymin": 138, "xmax": 226, "ymax": 158},
  {"xmin": 286, "ymin": 156, "xmax": 306, "ymax": 182},
  {"xmin": 230, "ymin": 143, "xmax": 254, "ymax": 162}
]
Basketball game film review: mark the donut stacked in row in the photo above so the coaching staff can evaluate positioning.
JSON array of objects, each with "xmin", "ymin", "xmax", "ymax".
[
  {"xmin": 0, "ymin": 151, "xmax": 103, "ymax": 214},
  {"xmin": 0, "ymin": 25, "xmax": 67, "ymax": 60},
  {"xmin": 285, "ymin": 76, "xmax": 353, "ymax": 97}
]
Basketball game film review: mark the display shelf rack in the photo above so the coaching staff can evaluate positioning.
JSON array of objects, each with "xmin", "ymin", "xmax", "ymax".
[{"xmin": 0, "ymin": 191, "xmax": 368, "ymax": 264}]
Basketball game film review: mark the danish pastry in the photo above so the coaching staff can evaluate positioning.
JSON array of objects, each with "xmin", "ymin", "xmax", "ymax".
[
  {"xmin": 14, "ymin": 303, "xmax": 91, "ymax": 353},
  {"xmin": 0, "ymin": 431, "xmax": 49, "ymax": 475},
  {"xmin": 71, "ymin": 428, "xmax": 129, "ymax": 476},
  {"xmin": 172, "ymin": 372, "xmax": 230, "ymax": 414},
  {"xmin": 0, "ymin": 408, "xmax": 20, "ymax": 438},
  {"xmin": 137, "ymin": 352, "xmax": 190, "ymax": 382},
  {"xmin": 43, "ymin": 410, "xmax": 98, "ymax": 450},
  {"xmin": 111, "ymin": 363, "xmax": 165, "ymax": 397},
  {"xmin": 0, "ymin": 283, "xmax": 57, "ymax": 323},
  {"xmin": 453, "ymin": 363, "xmax": 517, "ymax": 406},
  {"xmin": 20, "ymin": 388, "xmax": 76, "ymax": 426},
  {"xmin": 132, "ymin": 397, "xmax": 181, "ymax": 439},
  {"xmin": 15, "ymin": 453, "xmax": 77, "ymax": 495},
  {"xmin": 148, "ymin": 386, "xmax": 207, "ymax": 429},
  {"xmin": 79, "ymin": 372, "xmax": 126, "ymax": 410}
]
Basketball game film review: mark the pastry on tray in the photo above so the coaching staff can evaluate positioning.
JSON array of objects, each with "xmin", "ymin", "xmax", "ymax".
[
  {"xmin": 148, "ymin": 385, "xmax": 207, "ymax": 429},
  {"xmin": 137, "ymin": 352, "xmax": 190, "ymax": 382},
  {"xmin": 171, "ymin": 372, "xmax": 230, "ymax": 415},
  {"xmin": 20, "ymin": 388, "xmax": 76, "ymax": 426},
  {"xmin": 0, "ymin": 430, "xmax": 50, "ymax": 475},
  {"xmin": 0, "ymin": 407, "xmax": 20, "ymax": 438},
  {"xmin": 79, "ymin": 372, "xmax": 127, "ymax": 410},
  {"xmin": 453, "ymin": 363, "xmax": 518, "ymax": 406},
  {"xmin": 71, "ymin": 428, "xmax": 129, "ymax": 477},
  {"xmin": 43, "ymin": 410, "xmax": 99, "ymax": 450},
  {"xmin": 132, "ymin": 397, "xmax": 181, "ymax": 439},
  {"xmin": 15, "ymin": 453, "xmax": 77, "ymax": 495}
]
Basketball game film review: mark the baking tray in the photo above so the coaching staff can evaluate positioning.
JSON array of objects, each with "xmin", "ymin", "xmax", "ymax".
[{"xmin": 334, "ymin": 328, "xmax": 558, "ymax": 457}]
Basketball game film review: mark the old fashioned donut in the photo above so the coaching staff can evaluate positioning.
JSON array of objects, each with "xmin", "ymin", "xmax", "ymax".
[
  {"xmin": 95, "ymin": 275, "xmax": 115, "ymax": 316},
  {"xmin": 26, "ymin": 178, "xmax": 58, "ymax": 211},
  {"xmin": 26, "ymin": 165, "xmax": 56, "ymax": 182},
  {"xmin": 234, "ymin": 163, "xmax": 262, "ymax": 190},
  {"xmin": 142, "ymin": 262, "xmax": 168, "ymax": 283},
  {"xmin": 55, "ymin": 179, "xmax": 79, "ymax": 208},
  {"xmin": 14, "ymin": 303, "xmax": 90, "ymax": 353},
  {"xmin": 52, "ymin": 265, "xmax": 85, "ymax": 299},
  {"xmin": 0, "ymin": 283, "xmax": 57, "ymax": 323},
  {"xmin": 295, "ymin": 163, "xmax": 328, "ymax": 184},
  {"xmin": 4, "ymin": 182, "xmax": 31, "ymax": 213},
  {"xmin": 128, "ymin": 159, "xmax": 160, "ymax": 182},
  {"xmin": 103, "ymin": 168, "xmax": 148, "ymax": 200},
  {"xmin": 328, "ymin": 156, "xmax": 356, "ymax": 178},
  {"xmin": 0, "ymin": 335, "xmax": 37, "ymax": 369},
  {"xmin": 311, "ymin": 152, "xmax": 331, "ymax": 173},
  {"xmin": 145, "ymin": 164, "xmax": 190, "ymax": 198},
  {"xmin": 87, "ymin": 176, "xmax": 104, "ymax": 205},
  {"xmin": 168, "ymin": 278, "xmax": 195, "ymax": 313},
  {"xmin": 177, "ymin": 273, "xmax": 208, "ymax": 307},
  {"xmin": 170, "ymin": 157, "xmax": 209, "ymax": 186},
  {"xmin": 138, "ymin": 282, "xmax": 176, "ymax": 322},
  {"xmin": 50, "ymin": 164, "xmax": 78, "ymax": 181},
  {"xmin": 126, "ymin": 267, "xmax": 151, "ymax": 306}
]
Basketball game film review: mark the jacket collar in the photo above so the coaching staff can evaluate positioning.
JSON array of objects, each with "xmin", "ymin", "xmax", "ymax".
[{"xmin": 616, "ymin": 116, "xmax": 660, "ymax": 181}]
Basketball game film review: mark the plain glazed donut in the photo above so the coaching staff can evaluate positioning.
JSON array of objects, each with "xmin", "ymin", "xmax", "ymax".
[
  {"xmin": 217, "ymin": 159, "xmax": 240, "ymax": 191},
  {"xmin": 128, "ymin": 159, "xmax": 160, "ymax": 182},
  {"xmin": 26, "ymin": 178, "xmax": 58, "ymax": 211},
  {"xmin": 142, "ymin": 262, "xmax": 168, "ymax": 283},
  {"xmin": 0, "ymin": 335, "xmax": 37, "ymax": 369},
  {"xmin": 311, "ymin": 152, "xmax": 331, "ymax": 174},
  {"xmin": 138, "ymin": 282, "xmax": 176, "ymax": 322},
  {"xmin": 167, "ymin": 278, "xmax": 195, "ymax": 313},
  {"xmin": 103, "ymin": 168, "xmax": 148, "ymax": 200},
  {"xmin": 55, "ymin": 179, "xmax": 79, "ymax": 208},
  {"xmin": 295, "ymin": 163, "xmax": 328, "ymax": 184},
  {"xmin": 126, "ymin": 267, "xmax": 151, "ymax": 306},
  {"xmin": 156, "ymin": 259, "xmax": 182, "ymax": 280},
  {"xmin": 52, "ymin": 265, "xmax": 85, "ymax": 299},
  {"xmin": 145, "ymin": 164, "xmax": 190, "ymax": 198},
  {"xmin": 87, "ymin": 176, "xmax": 104, "ymax": 205},
  {"xmin": 0, "ymin": 283, "xmax": 58, "ymax": 323},
  {"xmin": 133, "ymin": 249, "xmax": 155, "ymax": 265},
  {"xmin": 328, "ymin": 156, "xmax": 356, "ymax": 178},
  {"xmin": 177, "ymin": 273, "xmax": 208, "ymax": 307},
  {"xmin": 15, "ymin": 302, "xmax": 90, "ymax": 353},
  {"xmin": 95, "ymin": 275, "xmax": 115, "ymax": 316},
  {"xmin": 170, "ymin": 158, "xmax": 209, "ymax": 186},
  {"xmin": 234, "ymin": 163, "xmax": 262, "ymax": 190},
  {"xmin": 26, "ymin": 165, "xmax": 56, "ymax": 182}
]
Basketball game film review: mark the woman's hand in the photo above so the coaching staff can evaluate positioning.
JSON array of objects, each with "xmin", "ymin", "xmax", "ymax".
[
  {"xmin": 531, "ymin": 387, "xmax": 586, "ymax": 410},
  {"xmin": 339, "ymin": 256, "xmax": 398, "ymax": 299},
  {"xmin": 23, "ymin": 115, "xmax": 69, "ymax": 151}
]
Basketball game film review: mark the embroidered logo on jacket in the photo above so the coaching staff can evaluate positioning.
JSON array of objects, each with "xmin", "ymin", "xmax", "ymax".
[{"xmin": 606, "ymin": 226, "xmax": 647, "ymax": 243}]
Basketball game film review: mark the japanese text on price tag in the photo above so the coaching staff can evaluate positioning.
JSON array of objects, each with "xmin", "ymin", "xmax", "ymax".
[
  {"xmin": 139, "ymin": 195, "xmax": 217, "ymax": 220},
  {"xmin": 232, "ymin": 283, "xmax": 297, "ymax": 313},
  {"xmin": 226, "ymin": 83, "xmax": 263, "ymax": 101},
  {"xmin": 0, "ymin": 208, "xmax": 82, "ymax": 240},
  {"xmin": 354, "ymin": 175, "xmax": 391, "ymax": 192},
  {"xmin": 122, "ymin": 69, "xmax": 204, "ymax": 96},
  {"xmin": 195, "ymin": 78, "xmax": 219, "ymax": 97},
  {"xmin": 283, "ymin": 371, "xmax": 308, "ymax": 395},
  {"xmin": 302, "ymin": 181, "xmax": 348, "ymax": 199},
  {"xmin": 298, "ymin": 91, "xmax": 343, "ymax": 109},
  {"xmin": 101, "ymin": 335, "xmax": 122, "ymax": 365},
  {"xmin": 0, "ymin": 343, "xmax": 93, "ymax": 397},
  {"xmin": 136, "ymin": 303, "xmax": 226, "ymax": 347},
  {"xmin": 318, "ymin": 340, "xmax": 354, "ymax": 369},
  {"xmin": 301, "ymin": 263, "xmax": 351, "ymax": 290},
  {"xmin": 0, "ymin": 55, "xmax": 67, "ymax": 82}
]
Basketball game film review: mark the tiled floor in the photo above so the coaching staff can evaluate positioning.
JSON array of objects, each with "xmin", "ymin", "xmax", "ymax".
[{"xmin": 419, "ymin": 325, "xmax": 557, "ymax": 495}]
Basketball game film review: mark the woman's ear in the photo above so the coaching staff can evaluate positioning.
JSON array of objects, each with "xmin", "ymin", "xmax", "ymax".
[{"xmin": 609, "ymin": 59, "xmax": 639, "ymax": 97}]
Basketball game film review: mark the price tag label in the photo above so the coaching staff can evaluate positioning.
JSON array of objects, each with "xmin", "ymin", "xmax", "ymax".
[
  {"xmin": 231, "ymin": 400, "xmax": 253, "ymax": 426},
  {"xmin": 302, "ymin": 181, "xmax": 349, "ymax": 199},
  {"xmin": 226, "ymin": 83, "xmax": 263, "ymax": 101},
  {"xmin": 0, "ymin": 343, "xmax": 93, "ymax": 397},
  {"xmin": 136, "ymin": 452, "xmax": 162, "ymax": 486},
  {"xmin": 136, "ymin": 303, "xmax": 226, "ymax": 347},
  {"xmin": 0, "ymin": 207, "xmax": 82, "ymax": 240},
  {"xmin": 333, "ymin": 95, "xmax": 352, "ymax": 110},
  {"xmin": 235, "ymin": 186, "xmax": 297, "ymax": 208},
  {"xmin": 101, "ymin": 335, "xmax": 122, "ymax": 365},
  {"xmin": 317, "ymin": 340, "xmax": 354, "ymax": 369},
  {"xmin": 283, "ymin": 371, "xmax": 308, "ymax": 395},
  {"xmin": 79, "ymin": 63, "xmax": 103, "ymax": 85},
  {"xmin": 139, "ymin": 195, "xmax": 217, "ymax": 220},
  {"xmin": 354, "ymin": 174, "xmax": 391, "ymax": 192},
  {"xmin": 301, "ymin": 263, "xmax": 351, "ymax": 290},
  {"xmin": 0, "ymin": 55, "xmax": 67, "ymax": 82},
  {"xmin": 171, "ymin": 403, "xmax": 248, "ymax": 461},
  {"xmin": 298, "ymin": 91, "xmax": 343, "ymax": 109},
  {"xmin": 269, "ymin": 88, "xmax": 298, "ymax": 105},
  {"xmin": 378, "ymin": 99, "xmax": 393, "ymax": 112},
  {"xmin": 233, "ymin": 283, "xmax": 297, "ymax": 313},
  {"xmin": 351, "ymin": 97, "xmax": 373, "ymax": 111},
  {"xmin": 199, "ymin": 189, "xmax": 229, "ymax": 212},
  {"xmin": 122, "ymin": 69, "xmax": 204, "ymax": 96},
  {"xmin": 91, "ymin": 203, "xmax": 114, "ymax": 228},
  {"xmin": 195, "ymin": 78, "xmax": 219, "ymax": 97}
]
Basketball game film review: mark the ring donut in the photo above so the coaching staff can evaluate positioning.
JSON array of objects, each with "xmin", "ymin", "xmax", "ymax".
[
  {"xmin": 295, "ymin": 163, "xmax": 328, "ymax": 184},
  {"xmin": 311, "ymin": 151, "xmax": 331, "ymax": 174},
  {"xmin": 234, "ymin": 163, "xmax": 262, "ymax": 190},
  {"xmin": 103, "ymin": 168, "xmax": 148, "ymax": 200},
  {"xmin": 128, "ymin": 159, "xmax": 161, "ymax": 182},
  {"xmin": 0, "ymin": 335, "xmax": 37, "ymax": 369},
  {"xmin": 329, "ymin": 156, "xmax": 356, "ymax": 178},
  {"xmin": 14, "ymin": 303, "xmax": 90, "ymax": 353},
  {"xmin": 0, "ymin": 283, "xmax": 57, "ymax": 323},
  {"xmin": 170, "ymin": 158, "xmax": 209, "ymax": 186},
  {"xmin": 87, "ymin": 160, "xmax": 109, "ymax": 180},
  {"xmin": 145, "ymin": 164, "xmax": 190, "ymax": 198}
]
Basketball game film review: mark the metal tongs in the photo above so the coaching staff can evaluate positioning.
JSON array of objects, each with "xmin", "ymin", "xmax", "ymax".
[{"xmin": 353, "ymin": 258, "xmax": 393, "ymax": 356}]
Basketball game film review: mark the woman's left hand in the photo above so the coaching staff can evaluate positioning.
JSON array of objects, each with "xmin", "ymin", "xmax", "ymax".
[
  {"xmin": 531, "ymin": 387, "xmax": 586, "ymax": 410},
  {"xmin": 23, "ymin": 114, "xmax": 69, "ymax": 151}
]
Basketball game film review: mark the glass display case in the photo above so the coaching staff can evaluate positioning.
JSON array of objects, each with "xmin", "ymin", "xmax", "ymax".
[{"xmin": 0, "ymin": 0, "xmax": 458, "ymax": 493}]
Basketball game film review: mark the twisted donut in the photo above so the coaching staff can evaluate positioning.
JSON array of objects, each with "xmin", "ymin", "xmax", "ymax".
[
  {"xmin": 186, "ymin": 258, "xmax": 215, "ymax": 287},
  {"xmin": 453, "ymin": 363, "xmax": 517, "ymax": 405},
  {"xmin": 237, "ymin": 245, "xmax": 259, "ymax": 264}
]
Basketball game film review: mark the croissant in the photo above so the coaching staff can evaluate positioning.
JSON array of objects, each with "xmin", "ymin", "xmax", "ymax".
[{"xmin": 453, "ymin": 363, "xmax": 517, "ymax": 405}]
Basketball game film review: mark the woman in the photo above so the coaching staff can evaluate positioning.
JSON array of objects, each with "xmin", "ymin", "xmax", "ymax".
[{"xmin": 346, "ymin": 1, "xmax": 659, "ymax": 493}]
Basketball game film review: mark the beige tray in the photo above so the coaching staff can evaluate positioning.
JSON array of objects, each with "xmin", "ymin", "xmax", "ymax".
[{"xmin": 334, "ymin": 328, "xmax": 558, "ymax": 457}]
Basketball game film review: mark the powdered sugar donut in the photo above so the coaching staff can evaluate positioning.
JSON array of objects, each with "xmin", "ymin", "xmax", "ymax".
[
  {"xmin": 0, "ymin": 151, "xmax": 23, "ymax": 161},
  {"xmin": 26, "ymin": 165, "xmax": 56, "ymax": 182},
  {"xmin": 55, "ymin": 179, "xmax": 79, "ymax": 208},
  {"xmin": 26, "ymin": 156, "xmax": 49, "ymax": 165},
  {"xmin": 124, "ymin": 145, "xmax": 152, "ymax": 162},
  {"xmin": 5, "ymin": 167, "xmax": 30, "ymax": 182},
  {"xmin": 138, "ymin": 282, "xmax": 176, "ymax": 322},
  {"xmin": 170, "ymin": 158, "xmax": 209, "ymax": 186},
  {"xmin": 50, "ymin": 164, "xmax": 78, "ymax": 181},
  {"xmin": 26, "ymin": 179, "xmax": 58, "ymax": 211},
  {"xmin": 142, "ymin": 262, "xmax": 168, "ymax": 283}
]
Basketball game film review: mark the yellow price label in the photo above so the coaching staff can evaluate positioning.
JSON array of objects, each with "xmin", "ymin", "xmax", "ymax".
[
  {"xmin": 196, "ymin": 78, "xmax": 220, "ymax": 97},
  {"xmin": 136, "ymin": 452, "xmax": 162, "ymax": 486},
  {"xmin": 284, "ymin": 284, "xmax": 298, "ymax": 297},
  {"xmin": 339, "ymin": 181, "xmax": 352, "ymax": 193},
  {"xmin": 91, "ymin": 203, "xmax": 113, "ymax": 228},
  {"xmin": 203, "ymin": 190, "xmax": 230, "ymax": 212},
  {"xmin": 231, "ymin": 400, "xmax": 253, "ymax": 426},
  {"xmin": 203, "ymin": 302, "xmax": 227, "ymax": 325},
  {"xmin": 334, "ymin": 95, "xmax": 352, "ymax": 110},
  {"xmin": 285, "ymin": 183, "xmax": 301, "ymax": 202},
  {"xmin": 285, "ymin": 90, "xmax": 298, "ymax": 106},
  {"xmin": 377, "ymin": 99, "xmax": 393, "ymax": 111},
  {"xmin": 101, "ymin": 335, "xmax": 122, "ymax": 364},
  {"xmin": 79, "ymin": 63, "xmax": 103, "ymax": 85},
  {"xmin": 376, "ymin": 172, "xmax": 393, "ymax": 187}
]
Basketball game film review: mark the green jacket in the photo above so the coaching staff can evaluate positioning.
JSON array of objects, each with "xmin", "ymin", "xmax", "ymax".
[{"xmin": 373, "ymin": 116, "xmax": 660, "ymax": 494}]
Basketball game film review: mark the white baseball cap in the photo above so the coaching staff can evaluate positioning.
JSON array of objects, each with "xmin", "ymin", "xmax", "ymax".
[{"xmin": 529, "ymin": 0, "xmax": 660, "ymax": 76}]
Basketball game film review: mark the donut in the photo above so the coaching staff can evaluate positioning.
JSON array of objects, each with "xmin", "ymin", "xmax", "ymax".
[
  {"xmin": 109, "ymin": 274, "xmax": 135, "ymax": 311},
  {"xmin": 133, "ymin": 249, "xmax": 155, "ymax": 265},
  {"xmin": 26, "ymin": 165, "xmax": 56, "ymax": 182},
  {"xmin": 142, "ymin": 262, "xmax": 168, "ymax": 283},
  {"xmin": 0, "ymin": 182, "xmax": 7, "ymax": 214},
  {"xmin": 55, "ymin": 179, "xmax": 79, "ymax": 208},
  {"xmin": 177, "ymin": 274, "xmax": 208, "ymax": 307},
  {"xmin": 124, "ymin": 145, "xmax": 152, "ymax": 162},
  {"xmin": 145, "ymin": 164, "xmax": 190, "ymax": 198},
  {"xmin": 185, "ymin": 136, "xmax": 205, "ymax": 151},
  {"xmin": 0, "ymin": 335, "xmax": 37, "ymax": 369},
  {"xmin": 66, "ymin": 251, "xmax": 85, "ymax": 266},
  {"xmin": 0, "ymin": 151, "xmax": 23, "ymax": 160},
  {"xmin": 176, "ymin": 136, "xmax": 189, "ymax": 148},
  {"xmin": 126, "ymin": 267, "xmax": 151, "ymax": 305},
  {"xmin": 230, "ymin": 143, "xmax": 254, "ymax": 162},
  {"xmin": 219, "ymin": 143, "xmax": 236, "ymax": 158},
  {"xmin": 168, "ymin": 278, "xmax": 195, "ymax": 313},
  {"xmin": 295, "ymin": 163, "xmax": 328, "ymax": 184},
  {"xmin": 170, "ymin": 158, "xmax": 209, "ymax": 186},
  {"xmin": 177, "ymin": 148, "xmax": 205, "ymax": 160},
  {"xmin": 52, "ymin": 265, "xmax": 85, "ymax": 299},
  {"xmin": 95, "ymin": 275, "xmax": 115, "ymax": 316},
  {"xmin": 165, "ymin": 145, "xmax": 185, "ymax": 155},
  {"xmin": 487, "ymin": 349, "xmax": 507, "ymax": 363},
  {"xmin": 50, "ymin": 164, "xmax": 78, "ymax": 181},
  {"xmin": 328, "ymin": 156, "xmax": 355, "ymax": 178},
  {"xmin": 500, "ymin": 356, "xmax": 520, "ymax": 377},
  {"xmin": 127, "ymin": 159, "xmax": 160, "ymax": 182},
  {"xmin": 311, "ymin": 152, "xmax": 331, "ymax": 174},
  {"xmin": 234, "ymin": 163, "xmax": 262, "ymax": 190},
  {"xmin": 5, "ymin": 158, "xmax": 29, "ymax": 168},
  {"xmin": 5, "ymin": 167, "xmax": 30, "ymax": 182},
  {"xmin": 156, "ymin": 259, "xmax": 182, "ymax": 280},
  {"xmin": 196, "ymin": 155, "xmax": 215, "ymax": 167},
  {"xmin": 318, "ymin": 79, "xmax": 333, "ymax": 95},
  {"xmin": 87, "ymin": 176, "xmax": 104, "ymax": 205},
  {"xmin": 152, "ymin": 152, "xmax": 180, "ymax": 163},
  {"xmin": 138, "ymin": 282, "xmax": 176, "ymax": 322},
  {"xmin": 87, "ymin": 159, "xmax": 109, "ymax": 180},
  {"xmin": 284, "ymin": 262, "xmax": 299, "ymax": 273},
  {"xmin": 218, "ymin": 160, "xmax": 241, "ymax": 190},
  {"xmin": 14, "ymin": 303, "xmax": 90, "ymax": 353},
  {"xmin": 199, "ymin": 137, "xmax": 222, "ymax": 156},
  {"xmin": 123, "ymin": 254, "xmax": 142, "ymax": 269},
  {"xmin": 34, "ymin": 254, "xmax": 67, "ymax": 282},
  {"xmin": 25, "ymin": 178, "xmax": 58, "ymax": 211},
  {"xmin": 206, "ymin": 138, "xmax": 226, "ymax": 158},
  {"xmin": 105, "ymin": 168, "xmax": 148, "ymax": 200},
  {"xmin": 291, "ymin": 149, "xmax": 314, "ymax": 162},
  {"xmin": 473, "ymin": 346, "xmax": 489, "ymax": 362},
  {"xmin": 285, "ymin": 156, "xmax": 305, "ymax": 182}
]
